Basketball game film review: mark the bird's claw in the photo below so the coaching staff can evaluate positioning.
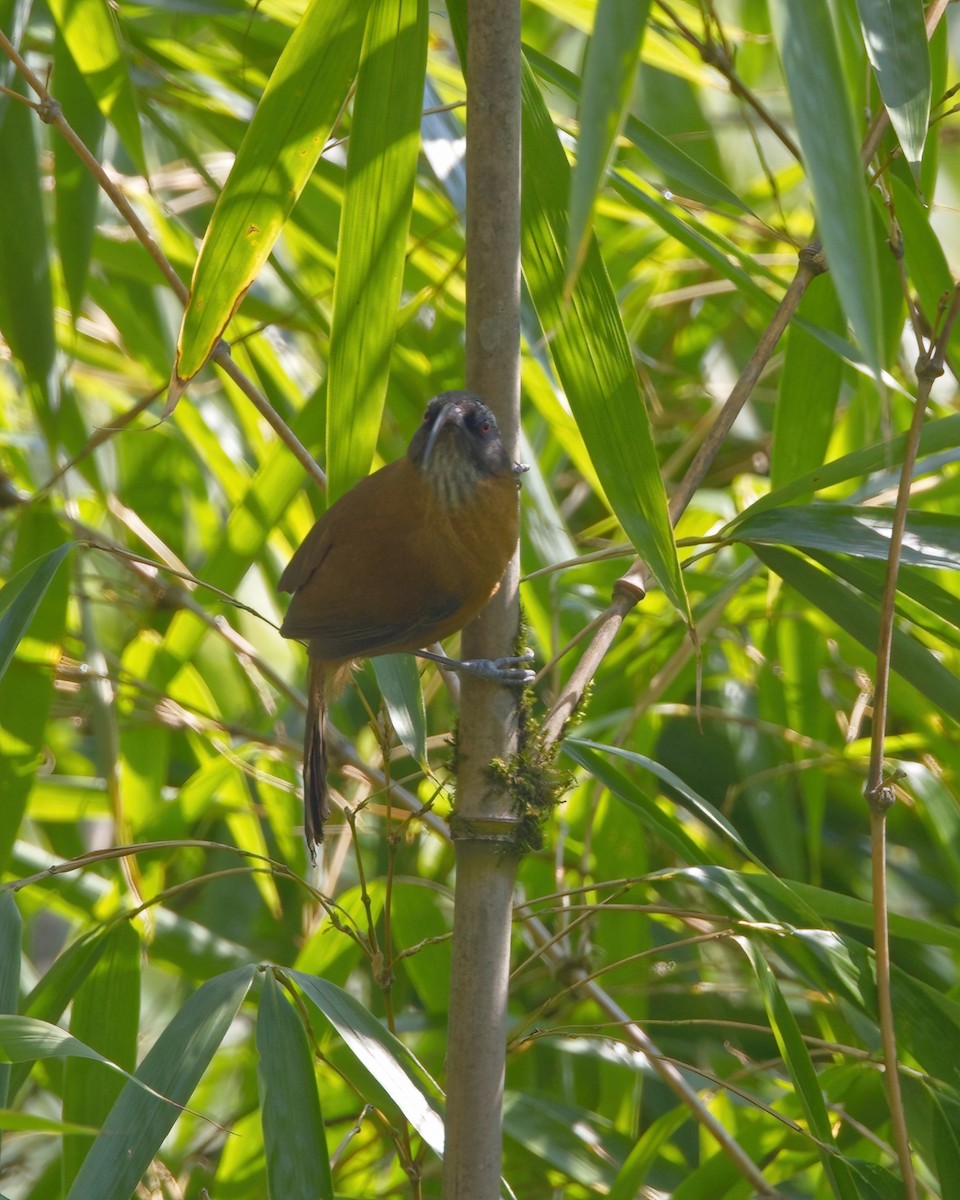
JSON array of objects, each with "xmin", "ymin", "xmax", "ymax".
[{"xmin": 455, "ymin": 653, "xmax": 535, "ymax": 685}]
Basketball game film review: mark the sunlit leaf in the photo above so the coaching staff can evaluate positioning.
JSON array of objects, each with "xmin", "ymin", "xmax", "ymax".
[{"xmin": 175, "ymin": 0, "xmax": 372, "ymax": 383}]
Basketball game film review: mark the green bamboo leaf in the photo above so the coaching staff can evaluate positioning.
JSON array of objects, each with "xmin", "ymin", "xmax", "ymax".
[
  {"xmin": 608, "ymin": 1106, "xmax": 689, "ymax": 1200},
  {"xmin": 563, "ymin": 741, "xmax": 709, "ymax": 865},
  {"xmin": 0, "ymin": 0, "xmax": 32, "ymax": 108},
  {"xmin": 0, "ymin": 1016, "xmax": 136, "ymax": 1073},
  {"xmin": 8, "ymin": 929, "xmax": 109, "ymax": 1100},
  {"xmin": 754, "ymin": 545, "xmax": 960, "ymax": 724},
  {"xmin": 47, "ymin": 0, "xmax": 145, "ymax": 173},
  {"xmin": 771, "ymin": 275, "xmax": 846, "ymax": 488},
  {"xmin": 566, "ymin": 0, "xmax": 651, "ymax": 282},
  {"xmin": 502, "ymin": 1093, "xmax": 618, "ymax": 1189},
  {"xmin": 891, "ymin": 174, "xmax": 960, "ymax": 362},
  {"xmin": 731, "ymin": 504, "xmax": 960, "ymax": 572},
  {"xmin": 0, "ymin": 83, "xmax": 55, "ymax": 398},
  {"xmin": 770, "ymin": 0, "xmax": 883, "ymax": 379},
  {"xmin": 257, "ymin": 972, "xmax": 332, "ymax": 1200},
  {"xmin": 325, "ymin": 0, "xmax": 428, "ymax": 501},
  {"xmin": 567, "ymin": 738, "xmax": 754, "ymax": 859},
  {"xmin": 53, "ymin": 29, "xmax": 105, "ymax": 318},
  {"xmin": 389, "ymin": 882, "xmax": 454, "ymax": 1013},
  {"xmin": 526, "ymin": 44, "xmax": 749, "ymax": 218},
  {"xmin": 735, "ymin": 412, "xmax": 960, "ymax": 521},
  {"xmin": 373, "ymin": 654, "xmax": 427, "ymax": 768},
  {"xmin": 175, "ymin": 0, "xmax": 372, "ymax": 384},
  {"xmin": 519, "ymin": 57, "xmax": 689, "ymax": 619},
  {"xmin": 63, "ymin": 924, "xmax": 140, "ymax": 1192},
  {"xmin": 747, "ymin": 871, "xmax": 960, "ymax": 954},
  {"xmin": 290, "ymin": 969, "xmax": 445, "ymax": 1155},
  {"xmin": 0, "ymin": 543, "xmax": 72, "ymax": 682},
  {"xmin": 0, "ymin": 1111, "xmax": 97, "ymax": 1134},
  {"xmin": 929, "ymin": 1090, "xmax": 960, "ymax": 1197},
  {"xmin": 738, "ymin": 937, "xmax": 862, "ymax": 1200},
  {"xmin": 0, "ymin": 516, "xmax": 71, "ymax": 873},
  {"xmin": 0, "ymin": 895, "xmax": 19, "ymax": 1119},
  {"xmin": 65, "ymin": 964, "xmax": 256, "ymax": 1200},
  {"xmin": 855, "ymin": 0, "xmax": 930, "ymax": 172}
]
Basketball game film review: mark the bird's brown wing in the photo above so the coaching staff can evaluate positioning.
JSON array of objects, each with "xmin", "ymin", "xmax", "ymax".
[
  {"xmin": 293, "ymin": 600, "xmax": 462, "ymax": 662},
  {"xmin": 278, "ymin": 508, "xmax": 335, "ymax": 595}
]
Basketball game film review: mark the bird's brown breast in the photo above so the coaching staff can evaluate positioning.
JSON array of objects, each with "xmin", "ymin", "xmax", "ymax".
[{"xmin": 279, "ymin": 457, "xmax": 517, "ymax": 664}]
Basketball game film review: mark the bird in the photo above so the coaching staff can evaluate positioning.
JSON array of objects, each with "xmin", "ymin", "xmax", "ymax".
[{"xmin": 279, "ymin": 390, "xmax": 532, "ymax": 855}]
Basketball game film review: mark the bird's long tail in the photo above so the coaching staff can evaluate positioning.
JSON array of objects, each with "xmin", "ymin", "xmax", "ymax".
[{"xmin": 303, "ymin": 659, "xmax": 329, "ymax": 861}]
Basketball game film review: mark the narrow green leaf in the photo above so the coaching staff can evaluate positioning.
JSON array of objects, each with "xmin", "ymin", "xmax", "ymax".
[
  {"xmin": 387, "ymin": 882, "xmax": 452, "ymax": 1015},
  {"xmin": 855, "ymin": 0, "xmax": 930, "ymax": 171},
  {"xmin": 567, "ymin": 738, "xmax": 755, "ymax": 859},
  {"xmin": 0, "ymin": 83, "xmax": 55, "ymax": 397},
  {"xmin": 0, "ymin": 1111, "xmax": 97, "ymax": 1135},
  {"xmin": 770, "ymin": 0, "xmax": 883, "ymax": 378},
  {"xmin": 0, "ymin": 895, "xmax": 20, "ymax": 1118},
  {"xmin": 891, "ymin": 173, "xmax": 960, "ymax": 362},
  {"xmin": 63, "ymin": 924, "xmax": 140, "ymax": 1193},
  {"xmin": 563, "ymin": 741, "xmax": 709, "ymax": 865},
  {"xmin": 175, "ymin": 0, "xmax": 372, "ymax": 383},
  {"xmin": 519, "ymin": 57, "xmax": 689, "ymax": 618},
  {"xmin": 0, "ymin": 543, "xmax": 72, "ymax": 681},
  {"xmin": 0, "ymin": 1016, "xmax": 134, "ymax": 1070},
  {"xmin": 0, "ymin": 0, "xmax": 33, "ymax": 107},
  {"xmin": 566, "ymin": 0, "xmax": 651, "ymax": 282},
  {"xmin": 325, "ymin": 0, "xmax": 428, "ymax": 500},
  {"xmin": 290, "ymin": 969, "xmax": 445, "ymax": 1155},
  {"xmin": 527, "ymin": 45, "xmax": 752, "ymax": 215},
  {"xmin": 754, "ymin": 545, "xmax": 960, "ymax": 724},
  {"xmin": 608, "ymin": 1106, "xmax": 689, "ymax": 1200},
  {"xmin": 738, "ymin": 937, "xmax": 862, "ymax": 1200},
  {"xmin": 66, "ymin": 964, "xmax": 256, "ymax": 1200},
  {"xmin": 735, "ymin": 412, "xmax": 960, "ymax": 521},
  {"xmin": 731, "ymin": 504, "xmax": 960, "ymax": 571},
  {"xmin": 47, "ymin": 0, "xmax": 145, "ymax": 173},
  {"xmin": 373, "ymin": 654, "xmax": 427, "ymax": 768},
  {"xmin": 0, "ymin": 515, "xmax": 71, "ymax": 872},
  {"xmin": 771, "ymin": 275, "xmax": 846, "ymax": 488},
  {"xmin": 257, "ymin": 972, "xmax": 332, "ymax": 1200},
  {"xmin": 53, "ymin": 29, "xmax": 105, "ymax": 317}
]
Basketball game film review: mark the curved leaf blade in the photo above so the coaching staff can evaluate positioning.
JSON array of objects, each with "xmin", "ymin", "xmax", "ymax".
[
  {"xmin": 47, "ymin": 0, "xmax": 144, "ymax": 173},
  {"xmin": 770, "ymin": 0, "xmax": 883, "ymax": 379},
  {"xmin": 175, "ymin": 0, "xmax": 373, "ymax": 383},
  {"xmin": 66, "ymin": 964, "xmax": 256, "ymax": 1200},
  {"xmin": 731, "ymin": 504, "xmax": 960, "ymax": 572},
  {"xmin": 325, "ymin": 0, "xmax": 428, "ymax": 500},
  {"xmin": 257, "ymin": 972, "xmax": 332, "ymax": 1200},
  {"xmin": 290, "ymin": 969, "xmax": 445, "ymax": 1156},
  {"xmin": 855, "ymin": 0, "xmax": 930, "ymax": 171},
  {"xmin": 0, "ymin": 543, "xmax": 72, "ymax": 682},
  {"xmin": 755, "ymin": 545, "xmax": 960, "ymax": 724},
  {"xmin": 566, "ymin": 0, "xmax": 651, "ymax": 282},
  {"xmin": 520, "ymin": 56, "xmax": 689, "ymax": 619}
]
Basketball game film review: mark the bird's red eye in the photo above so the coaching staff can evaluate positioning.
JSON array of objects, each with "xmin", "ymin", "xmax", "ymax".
[{"xmin": 479, "ymin": 421, "xmax": 491, "ymax": 433}]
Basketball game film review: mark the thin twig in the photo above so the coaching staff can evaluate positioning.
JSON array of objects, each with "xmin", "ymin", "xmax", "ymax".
[
  {"xmin": 865, "ymin": 285, "xmax": 960, "ymax": 1200},
  {"xmin": 521, "ymin": 912, "xmax": 785, "ymax": 1197},
  {"xmin": 653, "ymin": 0, "xmax": 800, "ymax": 161}
]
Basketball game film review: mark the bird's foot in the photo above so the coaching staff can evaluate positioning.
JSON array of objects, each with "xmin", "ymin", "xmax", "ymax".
[{"xmin": 417, "ymin": 649, "xmax": 535, "ymax": 685}]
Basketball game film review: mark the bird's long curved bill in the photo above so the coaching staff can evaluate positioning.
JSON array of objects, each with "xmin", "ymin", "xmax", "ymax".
[{"xmin": 422, "ymin": 403, "xmax": 463, "ymax": 468}]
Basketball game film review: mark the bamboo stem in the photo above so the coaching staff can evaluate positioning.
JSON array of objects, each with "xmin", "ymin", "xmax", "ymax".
[{"xmin": 441, "ymin": 0, "xmax": 523, "ymax": 1194}]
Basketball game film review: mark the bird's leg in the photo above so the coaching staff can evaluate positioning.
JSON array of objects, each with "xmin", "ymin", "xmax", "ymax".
[{"xmin": 415, "ymin": 648, "xmax": 535, "ymax": 685}]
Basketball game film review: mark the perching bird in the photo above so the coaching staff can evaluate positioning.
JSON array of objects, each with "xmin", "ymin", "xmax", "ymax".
[{"xmin": 279, "ymin": 391, "xmax": 530, "ymax": 854}]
